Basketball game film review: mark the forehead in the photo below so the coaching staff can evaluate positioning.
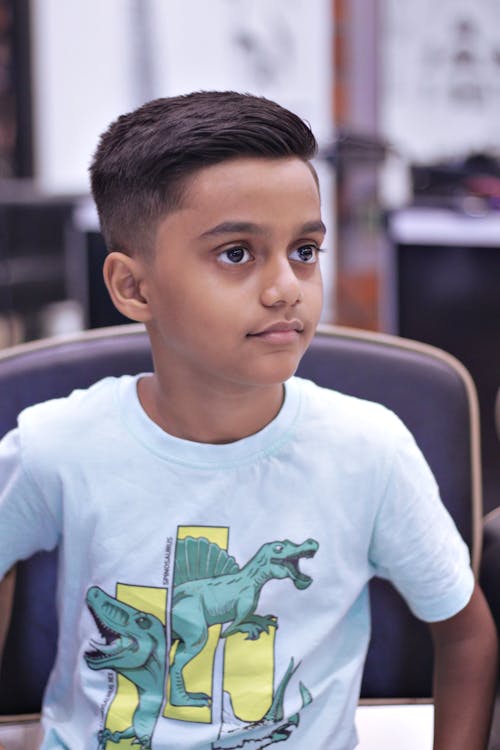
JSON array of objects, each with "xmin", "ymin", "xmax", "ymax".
[
  {"xmin": 185, "ymin": 156, "xmax": 319, "ymax": 205},
  {"xmin": 158, "ymin": 157, "xmax": 322, "ymax": 242}
]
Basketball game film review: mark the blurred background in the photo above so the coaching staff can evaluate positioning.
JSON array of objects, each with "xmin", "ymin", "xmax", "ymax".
[{"xmin": 0, "ymin": 0, "xmax": 498, "ymax": 512}]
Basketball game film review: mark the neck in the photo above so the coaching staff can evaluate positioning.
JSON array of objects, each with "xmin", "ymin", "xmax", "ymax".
[
  {"xmin": 137, "ymin": 371, "xmax": 285, "ymax": 444},
  {"xmin": 243, "ymin": 557, "xmax": 274, "ymax": 588}
]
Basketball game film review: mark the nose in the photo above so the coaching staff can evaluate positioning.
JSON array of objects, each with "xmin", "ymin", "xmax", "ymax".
[{"xmin": 260, "ymin": 258, "xmax": 302, "ymax": 308}]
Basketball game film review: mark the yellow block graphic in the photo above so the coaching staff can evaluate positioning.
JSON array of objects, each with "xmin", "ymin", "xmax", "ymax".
[
  {"xmin": 164, "ymin": 526, "xmax": 229, "ymax": 724},
  {"xmin": 223, "ymin": 622, "xmax": 276, "ymax": 722},
  {"xmin": 99, "ymin": 526, "xmax": 278, "ymax": 741},
  {"xmin": 104, "ymin": 584, "xmax": 167, "ymax": 750},
  {"xmin": 177, "ymin": 525, "xmax": 229, "ymax": 548}
]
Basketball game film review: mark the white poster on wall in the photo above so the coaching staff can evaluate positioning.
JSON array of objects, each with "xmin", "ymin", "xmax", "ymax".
[
  {"xmin": 381, "ymin": 0, "xmax": 500, "ymax": 161},
  {"xmin": 149, "ymin": 0, "xmax": 332, "ymax": 144}
]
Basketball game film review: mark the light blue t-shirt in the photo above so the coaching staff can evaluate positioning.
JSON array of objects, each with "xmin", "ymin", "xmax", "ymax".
[{"xmin": 0, "ymin": 375, "xmax": 473, "ymax": 750}]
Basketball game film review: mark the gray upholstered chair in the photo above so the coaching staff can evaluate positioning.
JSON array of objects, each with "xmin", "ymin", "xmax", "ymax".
[{"xmin": 0, "ymin": 324, "xmax": 495, "ymax": 747}]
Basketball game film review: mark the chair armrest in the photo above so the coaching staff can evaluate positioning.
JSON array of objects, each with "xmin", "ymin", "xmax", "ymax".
[
  {"xmin": 480, "ymin": 508, "xmax": 500, "ymax": 636},
  {"xmin": 0, "ymin": 714, "xmax": 41, "ymax": 750},
  {"xmin": 495, "ymin": 387, "xmax": 500, "ymax": 441}
]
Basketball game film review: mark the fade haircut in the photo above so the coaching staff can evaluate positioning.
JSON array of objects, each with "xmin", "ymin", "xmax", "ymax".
[{"xmin": 90, "ymin": 91, "xmax": 318, "ymax": 256}]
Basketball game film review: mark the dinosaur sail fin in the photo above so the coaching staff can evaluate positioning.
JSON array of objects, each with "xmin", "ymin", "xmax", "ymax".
[{"xmin": 174, "ymin": 537, "xmax": 240, "ymax": 584}]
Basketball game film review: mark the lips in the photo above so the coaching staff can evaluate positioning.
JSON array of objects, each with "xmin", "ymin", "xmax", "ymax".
[
  {"xmin": 248, "ymin": 321, "xmax": 304, "ymax": 337},
  {"xmin": 247, "ymin": 321, "xmax": 304, "ymax": 344}
]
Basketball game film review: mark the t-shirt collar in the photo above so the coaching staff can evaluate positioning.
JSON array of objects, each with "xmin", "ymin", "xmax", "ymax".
[{"xmin": 117, "ymin": 374, "xmax": 301, "ymax": 468}]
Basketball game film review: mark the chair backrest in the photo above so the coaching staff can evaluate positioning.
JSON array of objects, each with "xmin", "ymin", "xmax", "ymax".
[{"xmin": 0, "ymin": 323, "xmax": 481, "ymax": 713}]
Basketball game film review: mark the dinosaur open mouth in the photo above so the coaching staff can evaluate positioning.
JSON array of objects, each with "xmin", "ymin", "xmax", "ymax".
[
  {"xmin": 272, "ymin": 548, "xmax": 317, "ymax": 590},
  {"xmin": 85, "ymin": 606, "xmax": 136, "ymax": 664}
]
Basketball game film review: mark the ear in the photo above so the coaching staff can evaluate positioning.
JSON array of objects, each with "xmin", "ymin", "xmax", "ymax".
[{"xmin": 103, "ymin": 252, "xmax": 152, "ymax": 323}]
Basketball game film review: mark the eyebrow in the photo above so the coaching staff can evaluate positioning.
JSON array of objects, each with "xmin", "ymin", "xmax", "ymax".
[{"xmin": 199, "ymin": 219, "xmax": 327, "ymax": 239}]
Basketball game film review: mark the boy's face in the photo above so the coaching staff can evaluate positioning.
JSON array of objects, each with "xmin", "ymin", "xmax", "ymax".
[{"xmin": 139, "ymin": 157, "xmax": 325, "ymax": 391}]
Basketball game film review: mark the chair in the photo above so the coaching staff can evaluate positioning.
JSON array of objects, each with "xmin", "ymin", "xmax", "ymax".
[{"xmin": 0, "ymin": 323, "xmax": 491, "ymax": 744}]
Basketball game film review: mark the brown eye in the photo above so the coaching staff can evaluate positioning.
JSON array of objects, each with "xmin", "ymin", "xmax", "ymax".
[
  {"xmin": 227, "ymin": 247, "xmax": 245, "ymax": 262},
  {"xmin": 219, "ymin": 246, "xmax": 251, "ymax": 264},
  {"xmin": 291, "ymin": 245, "xmax": 317, "ymax": 264}
]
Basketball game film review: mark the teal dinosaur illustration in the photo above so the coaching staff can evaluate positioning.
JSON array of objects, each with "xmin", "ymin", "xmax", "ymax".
[
  {"xmin": 214, "ymin": 658, "xmax": 313, "ymax": 749},
  {"xmin": 84, "ymin": 586, "xmax": 165, "ymax": 750},
  {"xmin": 171, "ymin": 537, "xmax": 318, "ymax": 708}
]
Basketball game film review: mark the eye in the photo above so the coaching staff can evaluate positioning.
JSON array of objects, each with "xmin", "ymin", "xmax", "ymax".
[
  {"xmin": 273, "ymin": 543, "xmax": 284, "ymax": 553},
  {"xmin": 218, "ymin": 246, "xmax": 252, "ymax": 265},
  {"xmin": 136, "ymin": 615, "xmax": 152, "ymax": 630},
  {"xmin": 289, "ymin": 244, "xmax": 319, "ymax": 264}
]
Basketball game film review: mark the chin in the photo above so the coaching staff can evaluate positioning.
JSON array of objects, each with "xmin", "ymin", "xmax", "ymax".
[{"xmin": 244, "ymin": 355, "xmax": 303, "ymax": 387}]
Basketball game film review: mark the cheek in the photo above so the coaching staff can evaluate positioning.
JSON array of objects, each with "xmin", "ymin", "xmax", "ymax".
[
  {"xmin": 305, "ymin": 275, "xmax": 323, "ymax": 315},
  {"xmin": 157, "ymin": 289, "xmax": 238, "ymax": 344},
  {"xmin": 150, "ymin": 279, "xmax": 198, "ymax": 323}
]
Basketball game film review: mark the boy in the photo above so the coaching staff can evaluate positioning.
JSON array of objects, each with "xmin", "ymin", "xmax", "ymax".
[{"xmin": 0, "ymin": 91, "xmax": 497, "ymax": 750}]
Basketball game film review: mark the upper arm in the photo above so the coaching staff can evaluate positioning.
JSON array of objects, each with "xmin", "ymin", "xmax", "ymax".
[
  {"xmin": 429, "ymin": 583, "xmax": 498, "ymax": 651},
  {"xmin": 0, "ymin": 566, "xmax": 16, "ymax": 665},
  {"xmin": 0, "ymin": 428, "xmax": 60, "ymax": 571},
  {"xmin": 429, "ymin": 584, "xmax": 498, "ymax": 750}
]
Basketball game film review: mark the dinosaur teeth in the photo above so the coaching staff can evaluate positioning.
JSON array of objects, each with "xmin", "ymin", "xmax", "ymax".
[
  {"xmin": 271, "ymin": 557, "xmax": 312, "ymax": 585},
  {"xmin": 87, "ymin": 606, "xmax": 120, "ymax": 644},
  {"xmin": 104, "ymin": 629, "xmax": 118, "ymax": 645},
  {"xmin": 85, "ymin": 638, "xmax": 126, "ymax": 660},
  {"xmin": 90, "ymin": 638, "xmax": 109, "ymax": 650},
  {"xmin": 85, "ymin": 647, "xmax": 107, "ymax": 660}
]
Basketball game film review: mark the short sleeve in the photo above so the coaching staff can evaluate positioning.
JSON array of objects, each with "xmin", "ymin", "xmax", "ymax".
[
  {"xmin": 368, "ymin": 415, "xmax": 474, "ymax": 622},
  {"xmin": 0, "ymin": 428, "xmax": 60, "ymax": 577}
]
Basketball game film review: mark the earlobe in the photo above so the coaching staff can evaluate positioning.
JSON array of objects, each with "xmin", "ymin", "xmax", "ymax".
[{"xmin": 103, "ymin": 252, "xmax": 152, "ymax": 323}]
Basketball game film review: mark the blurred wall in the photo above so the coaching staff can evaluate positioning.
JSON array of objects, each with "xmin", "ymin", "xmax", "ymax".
[
  {"xmin": 30, "ymin": 0, "xmax": 333, "ymax": 192},
  {"xmin": 30, "ymin": 0, "xmax": 335, "ymax": 318}
]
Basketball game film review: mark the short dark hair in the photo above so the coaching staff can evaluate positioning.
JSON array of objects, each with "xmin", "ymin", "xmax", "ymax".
[{"xmin": 90, "ymin": 91, "xmax": 318, "ymax": 255}]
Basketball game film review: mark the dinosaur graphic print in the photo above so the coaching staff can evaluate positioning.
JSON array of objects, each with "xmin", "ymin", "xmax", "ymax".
[
  {"xmin": 84, "ymin": 528, "xmax": 318, "ymax": 749},
  {"xmin": 85, "ymin": 587, "xmax": 166, "ymax": 750}
]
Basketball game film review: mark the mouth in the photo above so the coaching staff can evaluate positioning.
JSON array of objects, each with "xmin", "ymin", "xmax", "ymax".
[
  {"xmin": 272, "ymin": 547, "xmax": 317, "ymax": 590},
  {"xmin": 247, "ymin": 321, "xmax": 304, "ymax": 342},
  {"xmin": 84, "ymin": 607, "xmax": 137, "ymax": 666}
]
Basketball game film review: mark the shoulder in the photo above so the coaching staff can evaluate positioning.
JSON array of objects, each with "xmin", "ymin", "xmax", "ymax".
[
  {"xmin": 17, "ymin": 375, "xmax": 132, "ymax": 453},
  {"xmin": 292, "ymin": 375, "xmax": 405, "ymax": 443},
  {"xmin": 288, "ymin": 376, "xmax": 414, "ymax": 489}
]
